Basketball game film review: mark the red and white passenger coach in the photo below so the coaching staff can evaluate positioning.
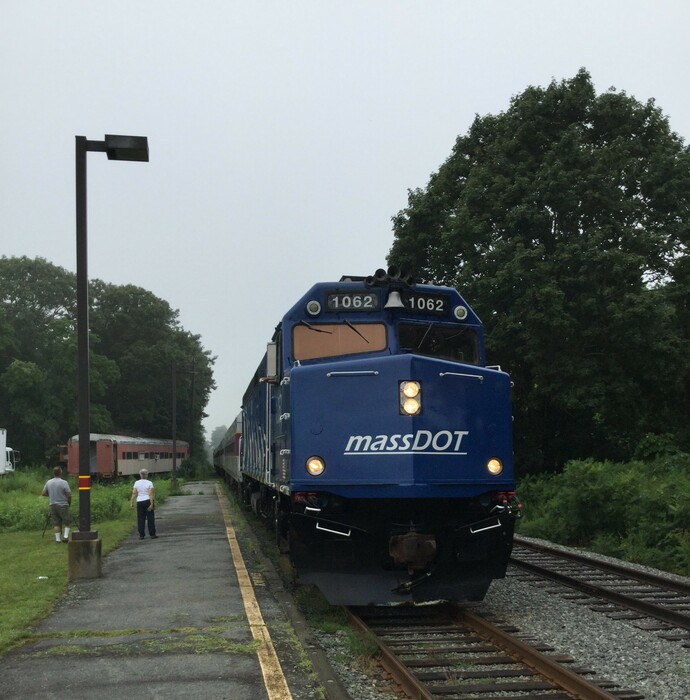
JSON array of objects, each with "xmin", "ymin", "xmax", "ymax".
[{"xmin": 67, "ymin": 433, "xmax": 189, "ymax": 478}]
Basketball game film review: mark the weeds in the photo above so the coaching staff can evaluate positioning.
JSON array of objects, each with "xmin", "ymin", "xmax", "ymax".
[
  {"xmin": 0, "ymin": 468, "xmax": 171, "ymax": 532},
  {"xmin": 517, "ymin": 453, "xmax": 690, "ymax": 576}
]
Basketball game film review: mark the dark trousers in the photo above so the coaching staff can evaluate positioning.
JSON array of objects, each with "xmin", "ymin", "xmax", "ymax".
[{"xmin": 136, "ymin": 499, "xmax": 156, "ymax": 537}]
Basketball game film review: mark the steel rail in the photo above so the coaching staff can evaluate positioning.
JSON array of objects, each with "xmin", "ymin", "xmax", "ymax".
[
  {"xmin": 347, "ymin": 605, "xmax": 626, "ymax": 700},
  {"xmin": 514, "ymin": 536, "xmax": 690, "ymax": 595},
  {"xmin": 345, "ymin": 607, "xmax": 435, "ymax": 700},
  {"xmin": 512, "ymin": 539, "xmax": 690, "ymax": 631},
  {"xmin": 453, "ymin": 608, "xmax": 619, "ymax": 700}
]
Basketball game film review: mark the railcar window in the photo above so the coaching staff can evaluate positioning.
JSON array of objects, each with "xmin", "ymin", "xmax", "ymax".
[
  {"xmin": 398, "ymin": 323, "xmax": 479, "ymax": 365},
  {"xmin": 293, "ymin": 322, "xmax": 387, "ymax": 360}
]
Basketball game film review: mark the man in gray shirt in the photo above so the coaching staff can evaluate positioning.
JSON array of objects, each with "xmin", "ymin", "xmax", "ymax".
[{"xmin": 42, "ymin": 466, "xmax": 72, "ymax": 543}]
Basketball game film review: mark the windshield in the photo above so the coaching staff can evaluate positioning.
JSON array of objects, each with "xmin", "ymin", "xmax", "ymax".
[
  {"xmin": 293, "ymin": 322, "xmax": 387, "ymax": 361},
  {"xmin": 398, "ymin": 323, "xmax": 479, "ymax": 365}
]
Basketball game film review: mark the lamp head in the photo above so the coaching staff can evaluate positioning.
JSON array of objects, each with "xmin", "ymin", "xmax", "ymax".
[{"xmin": 104, "ymin": 134, "xmax": 149, "ymax": 162}]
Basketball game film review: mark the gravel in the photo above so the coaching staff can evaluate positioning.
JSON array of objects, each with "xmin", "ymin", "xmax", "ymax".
[
  {"xmin": 314, "ymin": 628, "xmax": 404, "ymax": 700},
  {"xmin": 311, "ymin": 540, "xmax": 690, "ymax": 699},
  {"xmin": 481, "ymin": 576, "xmax": 689, "ymax": 699}
]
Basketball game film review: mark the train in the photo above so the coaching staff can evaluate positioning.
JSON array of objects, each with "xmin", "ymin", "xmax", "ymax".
[
  {"xmin": 214, "ymin": 268, "xmax": 520, "ymax": 605},
  {"xmin": 214, "ymin": 415, "xmax": 242, "ymax": 483},
  {"xmin": 67, "ymin": 433, "xmax": 189, "ymax": 478}
]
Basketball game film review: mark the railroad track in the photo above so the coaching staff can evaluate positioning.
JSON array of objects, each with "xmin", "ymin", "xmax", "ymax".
[
  {"xmin": 510, "ymin": 536, "xmax": 690, "ymax": 646},
  {"xmin": 347, "ymin": 604, "xmax": 642, "ymax": 699}
]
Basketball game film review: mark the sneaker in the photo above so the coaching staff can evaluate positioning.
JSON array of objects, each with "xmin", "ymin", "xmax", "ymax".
[
  {"xmin": 139, "ymin": 536, "xmax": 145, "ymax": 540},
  {"xmin": 150, "ymin": 535, "xmax": 158, "ymax": 539}
]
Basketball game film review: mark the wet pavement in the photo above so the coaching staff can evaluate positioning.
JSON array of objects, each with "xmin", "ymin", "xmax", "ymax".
[{"xmin": 0, "ymin": 481, "xmax": 330, "ymax": 700}]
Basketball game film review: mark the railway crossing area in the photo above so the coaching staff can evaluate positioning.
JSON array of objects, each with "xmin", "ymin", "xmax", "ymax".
[{"xmin": 0, "ymin": 482, "xmax": 340, "ymax": 700}]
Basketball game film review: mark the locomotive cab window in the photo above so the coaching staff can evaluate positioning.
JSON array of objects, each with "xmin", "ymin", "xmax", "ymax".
[
  {"xmin": 293, "ymin": 322, "xmax": 387, "ymax": 361},
  {"xmin": 398, "ymin": 323, "xmax": 479, "ymax": 365}
]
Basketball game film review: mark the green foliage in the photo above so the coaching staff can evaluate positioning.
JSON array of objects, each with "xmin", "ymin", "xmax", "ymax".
[
  {"xmin": 517, "ymin": 454, "xmax": 690, "ymax": 575},
  {"xmin": 295, "ymin": 584, "xmax": 378, "ymax": 658},
  {"xmin": 0, "ymin": 469, "xmax": 170, "ymax": 532},
  {"xmin": 388, "ymin": 69, "xmax": 690, "ymax": 471},
  {"xmin": 0, "ymin": 256, "xmax": 215, "ymax": 464},
  {"xmin": 176, "ymin": 457, "xmax": 213, "ymax": 481}
]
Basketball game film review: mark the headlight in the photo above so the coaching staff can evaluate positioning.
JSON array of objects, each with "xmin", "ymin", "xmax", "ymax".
[
  {"xmin": 487, "ymin": 458, "xmax": 503, "ymax": 475},
  {"xmin": 306, "ymin": 456, "xmax": 325, "ymax": 475},
  {"xmin": 401, "ymin": 381, "xmax": 420, "ymax": 398},
  {"xmin": 400, "ymin": 381, "xmax": 422, "ymax": 415}
]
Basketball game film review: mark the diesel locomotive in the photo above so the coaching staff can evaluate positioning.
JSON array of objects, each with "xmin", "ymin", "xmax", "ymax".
[{"xmin": 215, "ymin": 268, "xmax": 520, "ymax": 605}]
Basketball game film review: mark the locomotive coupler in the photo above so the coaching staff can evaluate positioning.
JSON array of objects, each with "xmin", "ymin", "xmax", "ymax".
[{"xmin": 389, "ymin": 532, "xmax": 437, "ymax": 573}]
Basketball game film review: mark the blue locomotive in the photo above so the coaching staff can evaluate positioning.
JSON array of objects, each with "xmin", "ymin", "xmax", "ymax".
[{"xmin": 215, "ymin": 268, "xmax": 520, "ymax": 605}]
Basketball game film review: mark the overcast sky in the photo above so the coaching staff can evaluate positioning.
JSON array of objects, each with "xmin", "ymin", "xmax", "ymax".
[{"xmin": 2, "ymin": 1, "xmax": 689, "ymax": 440}]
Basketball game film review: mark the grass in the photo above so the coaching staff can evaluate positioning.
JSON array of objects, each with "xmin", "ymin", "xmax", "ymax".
[
  {"xmin": 0, "ymin": 519, "xmax": 135, "ymax": 653},
  {"xmin": 0, "ymin": 468, "xmax": 177, "ymax": 655},
  {"xmin": 36, "ymin": 635, "xmax": 261, "ymax": 657}
]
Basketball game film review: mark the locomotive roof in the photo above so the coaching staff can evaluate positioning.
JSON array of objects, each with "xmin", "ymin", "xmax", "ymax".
[{"xmin": 283, "ymin": 278, "xmax": 482, "ymax": 326}]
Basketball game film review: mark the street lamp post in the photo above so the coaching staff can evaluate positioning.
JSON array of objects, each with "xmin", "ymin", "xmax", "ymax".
[{"xmin": 70, "ymin": 135, "xmax": 148, "ymax": 576}]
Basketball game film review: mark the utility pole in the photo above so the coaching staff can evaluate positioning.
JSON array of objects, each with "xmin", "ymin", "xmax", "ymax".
[
  {"xmin": 189, "ymin": 358, "xmax": 197, "ymax": 457},
  {"xmin": 171, "ymin": 361, "xmax": 177, "ymax": 490}
]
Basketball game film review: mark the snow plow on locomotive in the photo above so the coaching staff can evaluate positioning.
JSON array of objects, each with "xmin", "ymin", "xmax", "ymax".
[{"xmin": 215, "ymin": 268, "xmax": 521, "ymax": 605}]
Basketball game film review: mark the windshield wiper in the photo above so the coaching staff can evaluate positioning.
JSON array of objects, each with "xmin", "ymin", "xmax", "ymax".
[
  {"xmin": 298, "ymin": 320, "xmax": 332, "ymax": 334},
  {"xmin": 417, "ymin": 322, "xmax": 434, "ymax": 349},
  {"xmin": 344, "ymin": 319, "xmax": 369, "ymax": 343}
]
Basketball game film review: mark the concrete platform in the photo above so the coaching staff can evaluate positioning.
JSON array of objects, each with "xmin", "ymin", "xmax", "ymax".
[{"xmin": 0, "ymin": 481, "xmax": 335, "ymax": 700}]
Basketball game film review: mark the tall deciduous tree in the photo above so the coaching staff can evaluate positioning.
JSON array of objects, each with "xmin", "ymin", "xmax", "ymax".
[
  {"xmin": 0, "ymin": 257, "xmax": 116, "ymax": 462},
  {"xmin": 89, "ymin": 281, "xmax": 215, "ymax": 459},
  {"xmin": 389, "ymin": 70, "xmax": 690, "ymax": 472},
  {"xmin": 0, "ymin": 257, "xmax": 215, "ymax": 464}
]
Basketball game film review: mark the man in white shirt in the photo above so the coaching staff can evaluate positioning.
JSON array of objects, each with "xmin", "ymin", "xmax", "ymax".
[{"xmin": 130, "ymin": 468, "xmax": 157, "ymax": 539}]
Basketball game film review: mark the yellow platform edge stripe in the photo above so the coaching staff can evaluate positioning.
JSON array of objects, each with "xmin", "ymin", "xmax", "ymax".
[{"xmin": 215, "ymin": 483, "xmax": 293, "ymax": 700}]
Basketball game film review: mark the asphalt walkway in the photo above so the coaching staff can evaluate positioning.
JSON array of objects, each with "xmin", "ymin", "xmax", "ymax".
[{"xmin": 0, "ymin": 481, "xmax": 333, "ymax": 700}]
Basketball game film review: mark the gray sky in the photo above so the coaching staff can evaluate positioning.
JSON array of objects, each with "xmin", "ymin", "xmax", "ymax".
[{"xmin": 2, "ymin": 1, "xmax": 689, "ymax": 439}]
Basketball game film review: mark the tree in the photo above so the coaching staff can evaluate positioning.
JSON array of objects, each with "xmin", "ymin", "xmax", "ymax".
[
  {"xmin": 89, "ymin": 280, "xmax": 216, "ymax": 459},
  {"xmin": 0, "ymin": 257, "xmax": 216, "ymax": 465},
  {"xmin": 0, "ymin": 256, "xmax": 75, "ymax": 366},
  {"xmin": 388, "ymin": 70, "xmax": 690, "ymax": 472},
  {"xmin": 0, "ymin": 257, "xmax": 118, "ymax": 461},
  {"xmin": 210, "ymin": 425, "xmax": 228, "ymax": 450}
]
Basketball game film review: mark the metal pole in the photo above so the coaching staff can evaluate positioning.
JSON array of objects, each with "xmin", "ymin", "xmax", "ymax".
[
  {"xmin": 75, "ymin": 136, "xmax": 95, "ymax": 538},
  {"xmin": 172, "ymin": 362, "xmax": 177, "ymax": 488},
  {"xmin": 70, "ymin": 134, "xmax": 147, "ymax": 557},
  {"xmin": 189, "ymin": 359, "xmax": 196, "ymax": 456}
]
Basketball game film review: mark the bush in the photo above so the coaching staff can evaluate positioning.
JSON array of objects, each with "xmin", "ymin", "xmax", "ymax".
[
  {"xmin": 176, "ymin": 458, "xmax": 213, "ymax": 481},
  {"xmin": 516, "ymin": 453, "xmax": 690, "ymax": 576},
  {"xmin": 0, "ymin": 470, "xmax": 171, "ymax": 532},
  {"xmin": 0, "ymin": 468, "xmax": 51, "ymax": 494}
]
